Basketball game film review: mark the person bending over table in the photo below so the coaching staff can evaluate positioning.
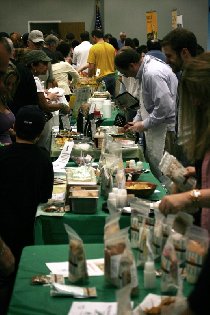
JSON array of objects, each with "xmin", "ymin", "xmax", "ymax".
[
  {"xmin": 115, "ymin": 48, "xmax": 177, "ymax": 181},
  {"xmin": 24, "ymin": 50, "xmax": 70, "ymax": 151}
]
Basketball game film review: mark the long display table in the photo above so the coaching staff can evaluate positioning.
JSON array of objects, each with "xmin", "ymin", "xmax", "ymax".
[
  {"xmin": 7, "ymin": 244, "xmax": 194, "ymax": 315},
  {"xmin": 34, "ymin": 163, "xmax": 166, "ymax": 245}
]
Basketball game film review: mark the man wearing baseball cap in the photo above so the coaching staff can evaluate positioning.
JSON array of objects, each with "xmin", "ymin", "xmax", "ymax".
[
  {"xmin": 14, "ymin": 30, "xmax": 57, "ymax": 88},
  {"xmin": 0, "ymin": 105, "xmax": 53, "ymax": 312},
  {"xmin": 24, "ymin": 49, "xmax": 51, "ymax": 65},
  {"xmin": 27, "ymin": 29, "xmax": 45, "ymax": 49},
  {"xmin": 27, "ymin": 30, "xmax": 57, "ymax": 89},
  {"xmin": 14, "ymin": 104, "xmax": 47, "ymax": 140}
]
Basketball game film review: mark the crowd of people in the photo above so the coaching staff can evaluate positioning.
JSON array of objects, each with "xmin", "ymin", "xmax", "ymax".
[{"xmin": 0, "ymin": 26, "xmax": 209, "ymax": 315}]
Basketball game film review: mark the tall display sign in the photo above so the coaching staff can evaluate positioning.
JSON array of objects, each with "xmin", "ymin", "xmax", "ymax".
[
  {"xmin": 172, "ymin": 9, "xmax": 177, "ymax": 29},
  {"xmin": 172, "ymin": 9, "xmax": 183, "ymax": 29},
  {"xmin": 146, "ymin": 11, "xmax": 158, "ymax": 40}
]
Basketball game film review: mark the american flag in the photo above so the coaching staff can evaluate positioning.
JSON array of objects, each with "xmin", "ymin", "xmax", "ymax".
[{"xmin": 95, "ymin": 1, "xmax": 103, "ymax": 30}]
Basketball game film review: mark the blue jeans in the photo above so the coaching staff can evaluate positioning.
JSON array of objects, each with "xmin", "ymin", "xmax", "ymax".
[{"xmin": 101, "ymin": 74, "xmax": 116, "ymax": 99}]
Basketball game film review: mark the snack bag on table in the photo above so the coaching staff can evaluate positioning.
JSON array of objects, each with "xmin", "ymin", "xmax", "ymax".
[
  {"xmin": 104, "ymin": 227, "xmax": 139, "ymax": 296},
  {"xmin": 185, "ymin": 225, "xmax": 209, "ymax": 284},
  {"xmin": 64, "ymin": 224, "xmax": 88, "ymax": 283},
  {"xmin": 159, "ymin": 151, "xmax": 196, "ymax": 192}
]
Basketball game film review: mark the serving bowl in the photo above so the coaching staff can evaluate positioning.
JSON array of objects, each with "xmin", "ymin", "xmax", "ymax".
[
  {"xmin": 124, "ymin": 168, "xmax": 142, "ymax": 181},
  {"xmin": 125, "ymin": 181, "xmax": 157, "ymax": 198},
  {"xmin": 71, "ymin": 155, "xmax": 94, "ymax": 166}
]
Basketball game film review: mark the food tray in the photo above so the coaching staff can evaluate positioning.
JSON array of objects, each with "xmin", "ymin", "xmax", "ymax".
[
  {"xmin": 125, "ymin": 181, "xmax": 157, "ymax": 198},
  {"xmin": 65, "ymin": 166, "xmax": 97, "ymax": 186},
  {"xmin": 69, "ymin": 196, "xmax": 98, "ymax": 214}
]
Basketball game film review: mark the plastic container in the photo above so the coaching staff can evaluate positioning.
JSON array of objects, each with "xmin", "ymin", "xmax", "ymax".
[
  {"xmin": 102, "ymin": 100, "xmax": 112, "ymax": 118},
  {"xmin": 89, "ymin": 98, "xmax": 106, "ymax": 111},
  {"xmin": 68, "ymin": 185, "xmax": 99, "ymax": 214},
  {"xmin": 144, "ymin": 261, "xmax": 156, "ymax": 289},
  {"xmin": 69, "ymin": 196, "xmax": 98, "ymax": 214},
  {"xmin": 94, "ymin": 129, "xmax": 105, "ymax": 149}
]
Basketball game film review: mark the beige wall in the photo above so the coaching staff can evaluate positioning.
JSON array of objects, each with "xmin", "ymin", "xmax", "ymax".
[
  {"xmin": 104, "ymin": 0, "xmax": 208, "ymax": 49},
  {"xmin": 0, "ymin": 0, "xmax": 208, "ymax": 49}
]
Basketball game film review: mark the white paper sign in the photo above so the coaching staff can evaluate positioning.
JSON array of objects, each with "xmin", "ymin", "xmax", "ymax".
[
  {"xmin": 51, "ymin": 192, "xmax": 66, "ymax": 201},
  {"xmin": 46, "ymin": 262, "xmax": 68, "ymax": 277},
  {"xmin": 46, "ymin": 258, "xmax": 104, "ymax": 278},
  {"xmin": 53, "ymin": 141, "xmax": 74, "ymax": 171},
  {"xmin": 68, "ymin": 302, "xmax": 117, "ymax": 315}
]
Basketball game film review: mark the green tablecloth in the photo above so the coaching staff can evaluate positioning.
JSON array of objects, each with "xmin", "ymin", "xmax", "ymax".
[
  {"xmin": 34, "ymin": 162, "xmax": 166, "ymax": 245},
  {"xmin": 7, "ymin": 244, "xmax": 194, "ymax": 315}
]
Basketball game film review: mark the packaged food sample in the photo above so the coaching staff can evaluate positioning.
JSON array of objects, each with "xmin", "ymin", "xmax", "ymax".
[
  {"xmin": 171, "ymin": 212, "xmax": 194, "ymax": 265},
  {"xmin": 130, "ymin": 199, "xmax": 152, "ymax": 249},
  {"xmin": 161, "ymin": 235, "xmax": 179, "ymax": 294},
  {"xmin": 31, "ymin": 274, "xmax": 64, "ymax": 285},
  {"xmin": 185, "ymin": 225, "xmax": 209, "ymax": 284},
  {"xmin": 50, "ymin": 283, "xmax": 97, "ymax": 298},
  {"xmin": 104, "ymin": 227, "xmax": 139, "ymax": 296},
  {"xmin": 116, "ymin": 284, "xmax": 133, "ymax": 315},
  {"xmin": 64, "ymin": 224, "xmax": 88, "ymax": 283},
  {"xmin": 159, "ymin": 151, "xmax": 196, "ymax": 192},
  {"xmin": 104, "ymin": 212, "xmax": 121, "ymax": 240},
  {"xmin": 152, "ymin": 211, "xmax": 165, "ymax": 260}
]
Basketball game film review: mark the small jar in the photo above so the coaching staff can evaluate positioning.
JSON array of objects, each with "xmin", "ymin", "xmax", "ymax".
[
  {"xmin": 94, "ymin": 129, "xmax": 105, "ymax": 149},
  {"xmin": 129, "ymin": 159, "xmax": 136, "ymax": 168}
]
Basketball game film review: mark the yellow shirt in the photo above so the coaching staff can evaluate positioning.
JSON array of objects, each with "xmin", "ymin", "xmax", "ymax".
[{"xmin": 87, "ymin": 42, "xmax": 115, "ymax": 78}]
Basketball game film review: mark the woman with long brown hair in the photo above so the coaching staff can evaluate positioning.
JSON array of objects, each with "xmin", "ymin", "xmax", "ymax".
[{"xmin": 159, "ymin": 52, "xmax": 210, "ymax": 234}]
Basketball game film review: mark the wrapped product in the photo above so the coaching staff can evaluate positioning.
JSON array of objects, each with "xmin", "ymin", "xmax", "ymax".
[
  {"xmin": 159, "ymin": 151, "xmax": 196, "ymax": 192},
  {"xmin": 162, "ymin": 215, "xmax": 175, "ymax": 246},
  {"xmin": 171, "ymin": 212, "xmax": 194, "ymax": 265},
  {"xmin": 136, "ymin": 216, "xmax": 155, "ymax": 267},
  {"xmin": 50, "ymin": 283, "xmax": 97, "ymax": 298},
  {"xmin": 104, "ymin": 212, "xmax": 121, "ymax": 241},
  {"xmin": 130, "ymin": 199, "xmax": 151, "ymax": 249},
  {"xmin": 152, "ymin": 211, "xmax": 165, "ymax": 260},
  {"xmin": 116, "ymin": 284, "xmax": 133, "ymax": 315},
  {"xmin": 104, "ymin": 227, "xmax": 139, "ymax": 296},
  {"xmin": 185, "ymin": 225, "xmax": 208, "ymax": 284},
  {"xmin": 161, "ymin": 234, "xmax": 179, "ymax": 294},
  {"xmin": 64, "ymin": 224, "xmax": 88, "ymax": 283}
]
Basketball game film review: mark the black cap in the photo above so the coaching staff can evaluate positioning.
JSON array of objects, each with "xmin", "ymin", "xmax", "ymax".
[{"xmin": 15, "ymin": 105, "xmax": 46, "ymax": 140}]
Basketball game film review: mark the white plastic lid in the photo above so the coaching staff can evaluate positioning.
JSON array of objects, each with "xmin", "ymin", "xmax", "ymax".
[{"xmin": 144, "ymin": 261, "xmax": 155, "ymax": 272}]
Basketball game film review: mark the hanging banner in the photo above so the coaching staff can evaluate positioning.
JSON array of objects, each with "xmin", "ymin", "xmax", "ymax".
[
  {"xmin": 172, "ymin": 9, "xmax": 177, "ymax": 29},
  {"xmin": 146, "ymin": 11, "xmax": 158, "ymax": 40}
]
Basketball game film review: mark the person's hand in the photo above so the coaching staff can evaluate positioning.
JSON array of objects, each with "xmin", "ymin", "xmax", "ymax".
[
  {"xmin": 125, "ymin": 121, "xmax": 144, "ymax": 133},
  {"xmin": 184, "ymin": 166, "xmax": 196, "ymax": 178},
  {"xmin": 46, "ymin": 92, "xmax": 59, "ymax": 102},
  {"xmin": 124, "ymin": 121, "xmax": 134, "ymax": 131},
  {"xmin": 178, "ymin": 307, "xmax": 194, "ymax": 315},
  {"xmin": 61, "ymin": 104, "xmax": 70, "ymax": 114},
  {"xmin": 0, "ymin": 238, "xmax": 15, "ymax": 277},
  {"xmin": 158, "ymin": 192, "xmax": 193, "ymax": 215},
  {"xmin": 8, "ymin": 128, "xmax": 15, "ymax": 137}
]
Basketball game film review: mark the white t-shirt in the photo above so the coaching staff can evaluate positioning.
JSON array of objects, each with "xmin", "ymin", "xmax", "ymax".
[
  {"xmin": 72, "ymin": 41, "xmax": 92, "ymax": 72},
  {"xmin": 34, "ymin": 76, "xmax": 44, "ymax": 93}
]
